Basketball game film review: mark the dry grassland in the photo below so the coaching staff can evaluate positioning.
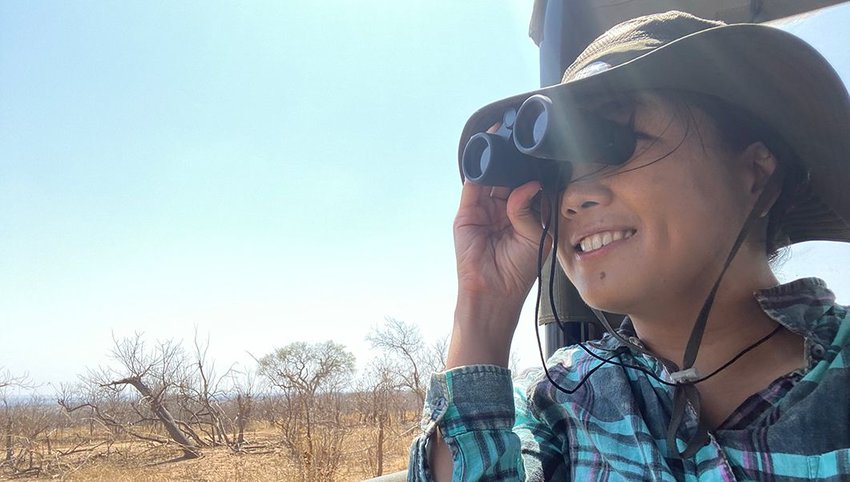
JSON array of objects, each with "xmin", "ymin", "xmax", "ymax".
[{"xmin": 1, "ymin": 423, "xmax": 412, "ymax": 482}]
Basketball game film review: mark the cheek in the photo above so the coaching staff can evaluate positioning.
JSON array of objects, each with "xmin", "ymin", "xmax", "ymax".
[
  {"xmin": 644, "ymin": 160, "xmax": 730, "ymax": 224},
  {"xmin": 620, "ymin": 171, "xmax": 716, "ymax": 263}
]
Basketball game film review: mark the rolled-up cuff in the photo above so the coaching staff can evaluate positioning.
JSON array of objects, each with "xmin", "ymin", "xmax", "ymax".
[
  {"xmin": 421, "ymin": 364, "xmax": 515, "ymax": 437},
  {"xmin": 410, "ymin": 365, "xmax": 516, "ymax": 481}
]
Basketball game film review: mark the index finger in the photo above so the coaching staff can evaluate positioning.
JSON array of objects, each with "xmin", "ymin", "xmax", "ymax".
[{"xmin": 458, "ymin": 179, "xmax": 493, "ymax": 210}]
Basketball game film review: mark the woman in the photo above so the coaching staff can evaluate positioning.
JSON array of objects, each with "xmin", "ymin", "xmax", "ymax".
[{"xmin": 409, "ymin": 11, "xmax": 850, "ymax": 481}]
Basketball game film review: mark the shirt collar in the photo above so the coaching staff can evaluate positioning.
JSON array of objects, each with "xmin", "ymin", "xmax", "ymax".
[
  {"xmin": 755, "ymin": 277, "xmax": 837, "ymax": 345},
  {"xmin": 594, "ymin": 278, "xmax": 837, "ymax": 352}
]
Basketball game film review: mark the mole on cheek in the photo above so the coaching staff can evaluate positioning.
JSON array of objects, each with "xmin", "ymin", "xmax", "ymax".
[{"xmin": 599, "ymin": 271, "xmax": 606, "ymax": 280}]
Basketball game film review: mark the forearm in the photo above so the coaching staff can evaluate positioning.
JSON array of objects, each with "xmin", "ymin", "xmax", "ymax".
[
  {"xmin": 446, "ymin": 294, "xmax": 524, "ymax": 369},
  {"xmin": 430, "ymin": 430, "xmax": 453, "ymax": 481}
]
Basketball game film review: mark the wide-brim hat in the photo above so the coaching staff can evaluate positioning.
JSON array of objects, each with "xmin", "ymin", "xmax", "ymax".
[{"xmin": 458, "ymin": 11, "xmax": 850, "ymax": 244}]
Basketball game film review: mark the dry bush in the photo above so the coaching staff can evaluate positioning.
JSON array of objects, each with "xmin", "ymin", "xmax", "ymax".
[
  {"xmin": 0, "ymin": 324, "xmax": 445, "ymax": 480},
  {"xmin": 257, "ymin": 340, "xmax": 356, "ymax": 482},
  {"xmin": 0, "ymin": 412, "xmax": 413, "ymax": 481}
]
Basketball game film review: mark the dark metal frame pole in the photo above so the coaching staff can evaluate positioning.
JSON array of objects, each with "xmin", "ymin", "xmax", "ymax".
[{"xmin": 537, "ymin": 0, "xmax": 607, "ymax": 356}]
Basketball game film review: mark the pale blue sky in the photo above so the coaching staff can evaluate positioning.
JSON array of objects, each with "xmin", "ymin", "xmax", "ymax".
[{"xmin": 1, "ymin": 2, "xmax": 848, "ymax": 389}]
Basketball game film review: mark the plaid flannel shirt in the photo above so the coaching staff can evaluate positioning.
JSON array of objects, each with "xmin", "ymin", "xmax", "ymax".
[{"xmin": 409, "ymin": 278, "xmax": 850, "ymax": 481}]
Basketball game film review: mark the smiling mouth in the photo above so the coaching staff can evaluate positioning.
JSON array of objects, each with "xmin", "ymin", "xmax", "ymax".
[{"xmin": 575, "ymin": 229, "xmax": 636, "ymax": 253}]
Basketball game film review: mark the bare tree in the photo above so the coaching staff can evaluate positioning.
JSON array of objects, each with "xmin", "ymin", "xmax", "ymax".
[
  {"xmin": 257, "ymin": 341, "xmax": 355, "ymax": 482},
  {"xmin": 0, "ymin": 372, "xmax": 71, "ymax": 478},
  {"xmin": 0, "ymin": 370, "xmax": 28, "ymax": 392},
  {"xmin": 367, "ymin": 317, "xmax": 447, "ymax": 410},
  {"xmin": 0, "ymin": 369, "xmax": 31, "ymax": 472},
  {"xmin": 2, "ymin": 395, "xmax": 57, "ymax": 476},
  {"xmin": 57, "ymin": 377, "xmax": 130, "ymax": 443},
  {"xmin": 59, "ymin": 334, "xmax": 200, "ymax": 458},
  {"xmin": 426, "ymin": 335, "xmax": 449, "ymax": 376},
  {"xmin": 174, "ymin": 328, "xmax": 236, "ymax": 449},
  {"xmin": 228, "ymin": 368, "xmax": 257, "ymax": 451},
  {"xmin": 108, "ymin": 335, "xmax": 199, "ymax": 457},
  {"xmin": 357, "ymin": 358, "xmax": 403, "ymax": 478}
]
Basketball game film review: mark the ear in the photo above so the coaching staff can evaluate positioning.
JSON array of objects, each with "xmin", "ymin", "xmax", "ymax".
[{"xmin": 740, "ymin": 142, "xmax": 780, "ymax": 217}]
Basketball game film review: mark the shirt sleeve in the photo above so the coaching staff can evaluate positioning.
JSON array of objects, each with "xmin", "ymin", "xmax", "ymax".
[{"xmin": 408, "ymin": 364, "xmax": 567, "ymax": 481}]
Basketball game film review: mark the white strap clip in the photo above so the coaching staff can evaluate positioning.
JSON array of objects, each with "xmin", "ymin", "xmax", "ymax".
[{"xmin": 670, "ymin": 367, "xmax": 701, "ymax": 384}]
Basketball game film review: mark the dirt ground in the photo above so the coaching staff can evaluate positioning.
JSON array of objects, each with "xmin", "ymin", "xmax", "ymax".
[{"xmin": 1, "ymin": 426, "xmax": 412, "ymax": 482}]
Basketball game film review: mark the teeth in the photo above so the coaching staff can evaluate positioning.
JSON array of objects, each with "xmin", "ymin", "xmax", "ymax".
[{"xmin": 578, "ymin": 230, "xmax": 634, "ymax": 253}]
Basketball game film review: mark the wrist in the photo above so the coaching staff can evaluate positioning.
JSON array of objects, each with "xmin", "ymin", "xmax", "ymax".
[
  {"xmin": 455, "ymin": 290, "xmax": 526, "ymax": 320},
  {"xmin": 446, "ymin": 296, "xmax": 523, "ymax": 368}
]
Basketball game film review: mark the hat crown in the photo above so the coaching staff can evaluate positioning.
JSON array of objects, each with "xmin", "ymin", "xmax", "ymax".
[{"xmin": 564, "ymin": 11, "xmax": 725, "ymax": 82}]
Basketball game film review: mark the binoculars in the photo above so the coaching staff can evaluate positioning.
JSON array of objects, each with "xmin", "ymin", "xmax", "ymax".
[{"xmin": 461, "ymin": 94, "xmax": 637, "ymax": 189}]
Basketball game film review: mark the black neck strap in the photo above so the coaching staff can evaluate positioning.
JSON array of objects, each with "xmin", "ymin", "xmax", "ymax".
[{"xmin": 667, "ymin": 173, "xmax": 782, "ymax": 458}]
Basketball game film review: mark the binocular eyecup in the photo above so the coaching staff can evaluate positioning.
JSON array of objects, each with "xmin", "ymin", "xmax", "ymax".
[{"xmin": 461, "ymin": 94, "xmax": 636, "ymax": 189}]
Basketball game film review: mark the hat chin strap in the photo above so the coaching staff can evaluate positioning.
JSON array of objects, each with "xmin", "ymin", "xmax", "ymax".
[{"xmin": 590, "ymin": 173, "xmax": 782, "ymax": 459}]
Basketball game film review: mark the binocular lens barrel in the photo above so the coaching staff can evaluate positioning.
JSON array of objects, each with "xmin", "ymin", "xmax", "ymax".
[
  {"xmin": 461, "ymin": 94, "xmax": 636, "ymax": 188},
  {"xmin": 461, "ymin": 132, "xmax": 538, "ymax": 188},
  {"xmin": 513, "ymin": 96, "xmax": 550, "ymax": 153},
  {"xmin": 462, "ymin": 134, "xmax": 491, "ymax": 180}
]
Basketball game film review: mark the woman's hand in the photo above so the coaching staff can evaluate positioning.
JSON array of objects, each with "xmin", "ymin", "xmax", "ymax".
[{"xmin": 447, "ymin": 177, "xmax": 552, "ymax": 368}]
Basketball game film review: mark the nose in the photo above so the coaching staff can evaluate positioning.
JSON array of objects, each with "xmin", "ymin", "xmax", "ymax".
[{"xmin": 560, "ymin": 175, "xmax": 613, "ymax": 218}]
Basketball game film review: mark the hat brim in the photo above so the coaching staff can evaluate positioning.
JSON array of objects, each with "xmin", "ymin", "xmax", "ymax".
[{"xmin": 458, "ymin": 24, "xmax": 850, "ymax": 244}]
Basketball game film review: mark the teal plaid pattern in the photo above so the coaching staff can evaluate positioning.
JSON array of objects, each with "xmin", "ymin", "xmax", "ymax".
[{"xmin": 409, "ymin": 278, "xmax": 850, "ymax": 481}]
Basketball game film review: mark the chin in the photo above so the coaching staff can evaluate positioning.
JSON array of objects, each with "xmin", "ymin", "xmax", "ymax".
[{"xmin": 572, "ymin": 281, "xmax": 636, "ymax": 316}]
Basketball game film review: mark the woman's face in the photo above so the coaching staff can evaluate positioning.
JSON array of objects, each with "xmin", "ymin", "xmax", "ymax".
[{"xmin": 556, "ymin": 93, "xmax": 760, "ymax": 315}]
